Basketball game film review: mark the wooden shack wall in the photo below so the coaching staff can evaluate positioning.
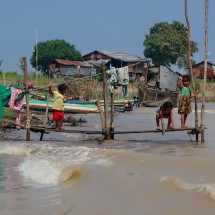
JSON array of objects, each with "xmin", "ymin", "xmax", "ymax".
[{"xmin": 193, "ymin": 64, "xmax": 215, "ymax": 79}]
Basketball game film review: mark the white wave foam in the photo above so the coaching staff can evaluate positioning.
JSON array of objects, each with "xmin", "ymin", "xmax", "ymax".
[
  {"xmin": 0, "ymin": 143, "xmax": 40, "ymax": 155},
  {"xmin": 18, "ymin": 157, "xmax": 66, "ymax": 185},
  {"xmin": 0, "ymin": 143, "xmax": 114, "ymax": 185},
  {"xmin": 161, "ymin": 176, "xmax": 215, "ymax": 200}
]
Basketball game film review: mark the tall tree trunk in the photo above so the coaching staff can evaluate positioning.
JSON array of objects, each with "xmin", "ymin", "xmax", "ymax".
[{"xmin": 185, "ymin": 0, "xmax": 199, "ymax": 141}]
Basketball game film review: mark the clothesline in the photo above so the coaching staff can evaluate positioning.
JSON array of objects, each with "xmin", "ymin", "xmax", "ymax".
[
  {"xmin": 28, "ymin": 62, "xmax": 140, "ymax": 92},
  {"xmin": 32, "ymin": 63, "xmax": 140, "ymax": 91},
  {"xmin": 127, "ymin": 62, "xmax": 140, "ymax": 67},
  {"xmin": 32, "ymin": 73, "xmax": 100, "ymax": 91}
]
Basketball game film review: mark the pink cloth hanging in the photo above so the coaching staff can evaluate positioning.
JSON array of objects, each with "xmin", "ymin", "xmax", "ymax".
[
  {"xmin": 8, "ymin": 87, "xmax": 23, "ymax": 108},
  {"xmin": 8, "ymin": 87, "xmax": 24, "ymax": 129}
]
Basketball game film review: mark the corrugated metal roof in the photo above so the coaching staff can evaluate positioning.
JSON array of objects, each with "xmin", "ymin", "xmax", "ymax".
[
  {"xmin": 54, "ymin": 59, "xmax": 95, "ymax": 67},
  {"xmin": 193, "ymin": 61, "xmax": 215, "ymax": 67},
  {"xmin": 209, "ymin": 61, "xmax": 215, "ymax": 65},
  {"xmin": 54, "ymin": 59, "xmax": 83, "ymax": 66},
  {"xmin": 98, "ymin": 50, "xmax": 146, "ymax": 62},
  {"xmin": 84, "ymin": 59, "xmax": 110, "ymax": 67},
  {"xmin": 53, "ymin": 59, "xmax": 103, "ymax": 67}
]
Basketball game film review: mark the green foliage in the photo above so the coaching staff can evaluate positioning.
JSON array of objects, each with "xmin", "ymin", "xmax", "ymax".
[
  {"xmin": 3, "ymin": 107, "xmax": 17, "ymax": 119},
  {"xmin": 206, "ymin": 97, "xmax": 215, "ymax": 102},
  {"xmin": 194, "ymin": 78, "xmax": 201, "ymax": 91},
  {"xmin": 0, "ymin": 71, "xmax": 20, "ymax": 80},
  {"xmin": 0, "ymin": 71, "xmax": 61, "ymax": 86},
  {"xmin": 93, "ymin": 75, "xmax": 102, "ymax": 82},
  {"xmin": 30, "ymin": 39, "xmax": 83, "ymax": 75},
  {"xmin": 177, "ymin": 57, "xmax": 196, "ymax": 70},
  {"xmin": 93, "ymin": 68, "xmax": 102, "ymax": 82},
  {"xmin": 143, "ymin": 21, "xmax": 198, "ymax": 66},
  {"xmin": 207, "ymin": 78, "xmax": 215, "ymax": 83}
]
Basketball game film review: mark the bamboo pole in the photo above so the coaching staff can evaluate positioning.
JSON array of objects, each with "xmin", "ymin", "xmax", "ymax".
[
  {"xmin": 201, "ymin": 0, "xmax": 208, "ymax": 142},
  {"xmin": 32, "ymin": 63, "xmax": 139, "ymax": 93},
  {"xmin": 29, "ymin": 126, "xmax": 201, "ymax": 135},
  {"xmin": 95, "ymin": 100, "xmax": 105, "ymax": 130},
  {"xmin": 40, "ymin": 93, "xmax": 50, "ymax": 141},
  {"xmin": 35, "ymin": 28, "xmax": 39, "ymax": 96},
  {"xmin": 102, "ymin": 63, "xmax": 110, "ymax": 140},
  {"xmin": 110, "ymin": 127, "xmax": 201, "ymax": 134},
  {"xmin": 33, "ymin": 73, "xmax": 100, "ymax": 91},
  {"xmin": 2, "ymin": 118, "xmax": 26, "ymax": 129},
  {"xmin": 95, "ymin": 100, "xmax": 106, "ymax": 144},
  {"xmin": 110, "ymin": 91, "xmax": 115, "ymax": 140},
  {"xmin": 34, "ymin": 63, "xmax": 139, "ymax": 93},
  {"xmin": 23, "ymin": 57, "xmax": 31, "ymax": 141},
  {"xmin": 94, "ymin": 79, "xmax": 98, "ymax": 99},
  {"xmin": 127, "ymin": 62, "xmax": 140, "ymax": 68},
  {"xmin": 185, "ymin": 0, "xmax": 199, "ymax": 141}
]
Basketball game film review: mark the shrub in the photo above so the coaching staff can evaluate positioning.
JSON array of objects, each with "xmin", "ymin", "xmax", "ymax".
[{"xmin": 194, "ymin": 78, "xmax": 201, "ymax": 91}]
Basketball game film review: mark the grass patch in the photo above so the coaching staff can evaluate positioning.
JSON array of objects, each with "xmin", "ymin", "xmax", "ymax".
[{"xmin": 3, "ymin": 108, "xmax": 17, "ymax": 119}]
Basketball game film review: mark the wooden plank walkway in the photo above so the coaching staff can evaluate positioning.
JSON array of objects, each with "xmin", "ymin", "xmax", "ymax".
[{"xmin": 30, "ymin": 126, "xmax": 201, "ymax": 135}]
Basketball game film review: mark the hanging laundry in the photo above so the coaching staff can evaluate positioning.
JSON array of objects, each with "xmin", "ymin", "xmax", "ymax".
[
  {"xmin": 106, "ymin": 66, "xmax": 129, "ymax": 97},
  {"xmin": 118, "ymin": 66, "xmax": 129, "ymax": 97},
  {"xmin": 8, "ymin": 87, "xmax": 23, "ymax": 109},
  {"xmin": 117, "ymin": 66, "xmax": 129, "ymax": 86},
  {"xmin": 8, "ymin": 87, "xmax": 25, "ymax": 129},
  {"xmin": 107, "ymin": 67, "xmax": 119, "ymax": 91}
]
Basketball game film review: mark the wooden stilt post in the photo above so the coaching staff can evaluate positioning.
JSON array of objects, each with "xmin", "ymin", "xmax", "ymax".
[
  {"xmin": 201, "ymin": 0, "xmax": 208, "ymax": 142},
  {"xmin": 95, "ymin": 100, "xmax": 106, "ymax": 144},
  {"xmin": 185, "ymin": 0, "xmax": 199, "ymax": 142},
  {"xmin": 40, "ymin": 93, "xmax": 49, "ymax": 141},
  {"xmin": 23, "ymin": 57, "xmax": 30, "ymax": 141},
  {"xmin": 102, "ymin": 63, "xmax": 110, "ymax": 140},
  {"xmin": 110, "ymin": 91, "xmax": 115, "ymax": 139}
]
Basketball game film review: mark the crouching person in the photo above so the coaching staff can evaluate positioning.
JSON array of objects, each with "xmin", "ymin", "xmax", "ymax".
[{"xmin": 156, "ymin": 101, "xmax": 175, "ymax": 130}]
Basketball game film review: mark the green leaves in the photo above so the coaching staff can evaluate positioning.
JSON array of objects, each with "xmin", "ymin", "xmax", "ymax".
[
  {"xmin": 30, "ymin": 39, "xmax": 83, "ymax": 73},
  {"xmin": 143, "ymin": 21, "xmax": 198, "ymax": 67}
]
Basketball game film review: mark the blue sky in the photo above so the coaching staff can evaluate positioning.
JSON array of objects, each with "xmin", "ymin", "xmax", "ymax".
[{"xmin": 0, "ymin": 0, "xmax": 214, "ymax": 73}]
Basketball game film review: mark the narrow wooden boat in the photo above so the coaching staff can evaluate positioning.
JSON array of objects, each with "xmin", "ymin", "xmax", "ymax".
[
  {"xmin": 22, "ymin": 98, "xmax": 132, "ymax": 114},
  {"xmin": 23, "ymin": 99, "xmax": 102, "ymax": 113},
  {"xmin": 68, "ymin": 99, "xmax": 129, "ymax": 107}
]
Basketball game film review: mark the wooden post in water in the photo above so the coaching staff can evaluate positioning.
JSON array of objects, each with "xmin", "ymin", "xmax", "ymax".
[
  {"xmin": 185, "ymin": 0, "xmax": 199, "ymax": 141},
  {"xmin": 40, "ymin": 93, "xmax": 50, "ymax": 141},
  {"xmin": 201, "ymin": 0, "xmax": 208, "ymax": 142},
  {"xmin": 23, "ymin": 57, "xmax": 31, "ymax": 141},
  {"xmin": 102, "ymin": 63, "xmax": 110, "ymax": 140},
  {"xmin": 110, "ymin": 91, "xmax": 115, "ymax": 140},
  {"xmin": 95, "ymin": 100, "xmax": 106, "ymax": 144}
]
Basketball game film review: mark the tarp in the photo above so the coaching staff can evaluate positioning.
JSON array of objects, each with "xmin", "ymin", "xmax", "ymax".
[
  {"xmin": 159, "ymin": 65, "xmax": 178, "ymax": 91},
  {"xmin": 0, "ymin": 85, "xmax": 11, "ymax": 120}
]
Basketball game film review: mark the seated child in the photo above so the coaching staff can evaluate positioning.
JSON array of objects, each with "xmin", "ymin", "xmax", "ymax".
[{"xmin": 156, "ymin": 101, "xmax": 175, "ymax": 130}]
